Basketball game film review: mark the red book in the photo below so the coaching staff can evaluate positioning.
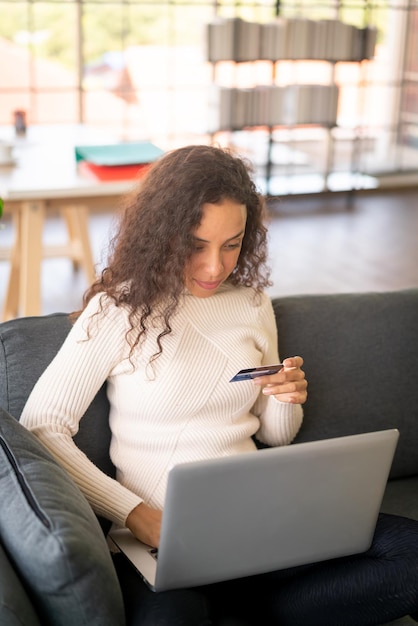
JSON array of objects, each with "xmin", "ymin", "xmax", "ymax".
[
  {"xmin": 78, "ymin": 160, "xmax": 151, "ymax": 181},
  {"xmin": 75, "ymin": 141, "xmax": 164, "ymax": 181}
]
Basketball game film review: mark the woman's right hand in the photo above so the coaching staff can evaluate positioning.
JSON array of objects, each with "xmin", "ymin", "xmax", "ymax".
[{"xmin": 125, "ymin": 502, "xmax": 162, "ymax": 548}]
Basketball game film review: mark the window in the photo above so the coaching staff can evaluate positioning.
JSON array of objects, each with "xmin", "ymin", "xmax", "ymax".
[{"xmin": 0, "ymin": 0, "xmax": 417, "ymax": 189}]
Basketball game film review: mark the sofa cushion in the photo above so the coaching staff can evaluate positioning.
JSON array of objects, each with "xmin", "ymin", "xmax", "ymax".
[
  {"xmin": 272, "ymin": 290, "xmax": 418, "ymax": 479},
  {"xmin": 0, "ymin": 407, "xmax": 125, "ymax": 626},
  {"xmin": 0, "ymin": 312, "xmax": 115, "ymax": 481},
  {"xmin": 0, "ymin": 540, "xmax": 41, "ymax": 626},
  {"xmin": 381, "ymin": 476, "xmax": 418, "ymax": 521}
]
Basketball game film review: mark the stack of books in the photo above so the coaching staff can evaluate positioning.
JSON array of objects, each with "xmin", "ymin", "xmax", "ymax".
[
  {"xmin": 207, "ymin": 17, "xmax": 378, "ymax": 63},
  {"xmin": 209, "ymin": 84, "xmax": 339, "ymax": 130},
  {"xmin": 75, "ymin": 141, "xmax": 164, "ymax": 181}
]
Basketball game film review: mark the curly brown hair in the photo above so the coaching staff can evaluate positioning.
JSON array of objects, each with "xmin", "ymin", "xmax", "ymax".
[{"xmin": 81, "ymin": 144, "xmax": 271, "ymax": 360}]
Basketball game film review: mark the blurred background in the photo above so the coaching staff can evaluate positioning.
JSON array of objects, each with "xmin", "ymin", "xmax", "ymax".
[
  {"xmin": 0, "ymin": 0, "xmax": 417, "ymax": 316},
  {"xmin": 1, "ymin": 0, "xmax": 417, "ymax": 187}
]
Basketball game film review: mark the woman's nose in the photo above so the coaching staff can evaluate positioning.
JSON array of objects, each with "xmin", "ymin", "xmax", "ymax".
[{"xmin": 204, "ymin": 250, "xmax": 224, "ymax": 275}]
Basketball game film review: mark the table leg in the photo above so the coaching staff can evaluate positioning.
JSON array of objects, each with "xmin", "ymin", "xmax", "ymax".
[
  {"xmin": 2, "ymin": 212, "xmax": 22, "ymax": 321},
  {"xmin": 61, "ymin": 205, "xmax": 96, "ymax": 285},
  {"xmin": 1, "ymin": 201, "xmax": 96, "ymax": 321},
  {"xmin": 19, "ymin": 201, "xmax": 45, "ymax": 317}
]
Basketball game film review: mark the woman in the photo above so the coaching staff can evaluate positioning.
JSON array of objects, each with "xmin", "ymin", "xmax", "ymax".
[{"xmin": 21, "ymin": 145, "xmax": 418, "ymax": 625}]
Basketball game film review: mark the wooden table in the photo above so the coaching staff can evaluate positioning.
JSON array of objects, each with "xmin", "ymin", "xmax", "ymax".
[{"xmin": 0, "ymin": 125, "xmax": 138, "ymax": 321}]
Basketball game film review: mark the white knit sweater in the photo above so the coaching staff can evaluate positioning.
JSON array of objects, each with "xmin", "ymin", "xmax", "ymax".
[{"xmin": 21, "ymin": 284, "xmax": 303, "ymax": 526}]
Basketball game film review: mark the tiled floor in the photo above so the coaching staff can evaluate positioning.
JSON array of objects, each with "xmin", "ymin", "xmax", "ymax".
[{"xmin": 266, "ymin": 188, "xmax": 418, "ymax": 299}]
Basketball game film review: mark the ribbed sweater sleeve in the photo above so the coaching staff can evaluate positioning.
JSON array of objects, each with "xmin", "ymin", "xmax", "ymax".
[{"xmin": 20, "ymin": 294, "xmax": 143, "ymax": 525}]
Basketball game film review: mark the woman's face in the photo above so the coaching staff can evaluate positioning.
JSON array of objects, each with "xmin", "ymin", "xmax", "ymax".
[{"xmin": 184, "ymin": 198, "xmax": 247, "ymax": 298}]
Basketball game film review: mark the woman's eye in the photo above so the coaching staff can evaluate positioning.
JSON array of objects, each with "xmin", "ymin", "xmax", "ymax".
[{"xmin": 225, "ymin": 242, "xmax": 241, "ymax": 250}]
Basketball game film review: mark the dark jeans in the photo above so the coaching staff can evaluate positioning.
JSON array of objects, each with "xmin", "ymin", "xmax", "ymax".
[{"xmin": 113, "ymin": 513, "xmax": 418, "ymax": 626}]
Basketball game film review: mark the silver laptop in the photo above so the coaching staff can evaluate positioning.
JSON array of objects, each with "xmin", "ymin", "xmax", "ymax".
[{"xmin": 109, "ymin": 429, "xmax": 399, "ymax": 592}]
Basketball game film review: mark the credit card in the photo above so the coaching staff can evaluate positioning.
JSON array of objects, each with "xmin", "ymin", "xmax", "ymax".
[{"xmin": 229, "ymin": 364, "xmax": 284, "ymax": 382}]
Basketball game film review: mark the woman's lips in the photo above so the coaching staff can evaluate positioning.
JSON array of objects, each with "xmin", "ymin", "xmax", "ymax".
[{"xmin": 194, "ymin": 280, "xmax": 222, "ymax": 290}]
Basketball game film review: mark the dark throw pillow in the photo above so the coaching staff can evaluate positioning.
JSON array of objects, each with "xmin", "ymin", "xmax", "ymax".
[
  {"xmin": 0, "ymin": 540, "xmax": 41, "ymax": 626},
  {"xmin": 0, "ymin": 408, "xmax": 125, "ymax": 626}
]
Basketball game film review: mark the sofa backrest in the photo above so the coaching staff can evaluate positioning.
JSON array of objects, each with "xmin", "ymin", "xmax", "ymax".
[
  {"xmin": 1, "ymin": 289, "xmax": 417, "ymax": 484},
  {"xmin": 0, "ymin": 313, "xmax": 115, "ymax": 481},
  {"xmin": 272, "ymin": 289, "xmax": 418, "ymax": 480}
]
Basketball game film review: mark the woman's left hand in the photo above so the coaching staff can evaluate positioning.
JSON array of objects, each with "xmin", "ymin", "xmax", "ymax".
[{"xmin": 253, "ymin": 356, "xmax": 308, "ymax": 404}]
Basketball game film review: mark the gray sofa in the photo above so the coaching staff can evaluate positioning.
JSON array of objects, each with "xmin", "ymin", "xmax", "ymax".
[{"xmin": 1, "ymin": 289, "xmax": 417, "ymax": 625}]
